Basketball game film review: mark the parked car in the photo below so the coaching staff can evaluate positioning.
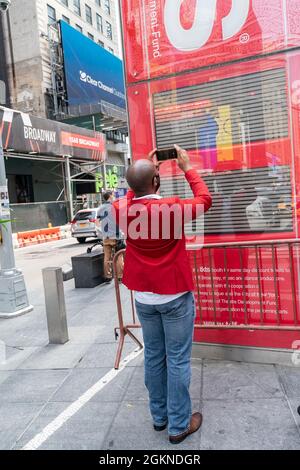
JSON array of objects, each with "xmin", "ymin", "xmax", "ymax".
[{"xmin": 71, "ymin": 209, "xmax": 103, "ymax": 244}]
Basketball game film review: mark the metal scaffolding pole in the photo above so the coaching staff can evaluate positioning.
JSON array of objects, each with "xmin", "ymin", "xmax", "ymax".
[
  {"xmin": 64, "ymin": 155, "xmax": 74, "ymax": 222},
  {"xmin": 0, "ymin": 134, "xmax": 33, "ymax": 318}
]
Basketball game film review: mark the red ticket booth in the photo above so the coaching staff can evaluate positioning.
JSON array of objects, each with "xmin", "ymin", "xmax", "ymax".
[{"xmin": 120, "ymin": 0, "xmax": 300, "ymax": 363}]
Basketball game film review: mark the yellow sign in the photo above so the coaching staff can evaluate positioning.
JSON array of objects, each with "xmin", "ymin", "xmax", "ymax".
[{"xmin": 216, "ymin": 105, "xmax": 234, "ymax": 162}]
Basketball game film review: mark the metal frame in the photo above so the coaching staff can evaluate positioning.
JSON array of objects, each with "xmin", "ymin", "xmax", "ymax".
[
  {"xmin": 4, "ymin": 151, "xmax": 105, "ymax": 222},
  {"xmin": 192, "ymin": 239, "xmax": 300, "ymax": 331},
  {"xmin": 113, "ymin": 249, "xmax": 143, "ymax": 369},
  {"xmin": 48, "ymin": 23, "xmax": 68, "ymax": 118},
  {"xmin": 65, "ymin": 157, "xmax": 107, "ymax": 220},
  {"xmin": 113, "ymin": 240, "xmax": 300, "ymax": 368}
]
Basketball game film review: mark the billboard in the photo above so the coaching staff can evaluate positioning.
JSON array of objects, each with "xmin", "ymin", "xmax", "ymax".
[
  {"xmin": 121, "ymin": 1, "xmax": 300, "ymax": 350},
  {"xmin": 0, "ymin": 107, "xmax": 106, "ymax": 161},
  {"xmin": 60, "ymin": 21, "xmax": 126, "ymax": 111},
  {"xmin": 121, "ymin": 0, "xmax": 300, "ymax": 83}
]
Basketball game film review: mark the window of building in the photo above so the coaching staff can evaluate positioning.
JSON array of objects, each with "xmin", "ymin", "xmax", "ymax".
[
  {"xmin": 104, "ymin": 0, "xmax": 110, "ymax": 15},
  {"xmin": 95, "ymin": 0, "xmax": 101, "ymax": 6},
  {"xmin": 60, "ymin": 0, "xmax": 68, "ymax": 6},
  {"xmin": 73, "ymin": 0, "xmax": 81, "ymax": 16},
  {"xmin": 96, "ymin": 13, "xmax": 103, "ymax": 33},
  {"xmin": 85, "ymin": 4, "xmax": 93, "ymax": 25},
  {"xmin": 106, "ymin": 21, "xmax": 112, "ymax": 40},
  {"xmin": 88, "ymin": 32, "xmax": 94, "ymax": 41},
  {"xmin": 98, "ymin": 40, "xmax": 104, "ymax": 47},
  {"xmin": 47, "ymin": 5, "xmax": 57, "ymax": 26},
  {"xmin": 75, "ymin": 24, "xmax": 83, "ymax": 33},
  {"xmin": 62, "ymin": 15, "xmax": 70, "ymax": 24},
  {"xmin": 108, "ymin": 47, "xmax": 114, "ymax": 54}
]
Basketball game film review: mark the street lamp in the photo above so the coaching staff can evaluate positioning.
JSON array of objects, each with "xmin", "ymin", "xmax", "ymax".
[{"xmin": 0, "ymin": 1, "xmax": 32, "ymax": 318}]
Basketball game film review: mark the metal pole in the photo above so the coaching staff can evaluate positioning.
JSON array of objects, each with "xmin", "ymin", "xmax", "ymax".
[
  {"xmin": 42, "ymin": 267, "xmax": 69, "ymax": 344},
  {"xmin": 0, "ymin": 144, "xmax": 15, "ymax": 269},
  {"xmin": 64, "ymin": 155, "xmax": 74, "ymax": 221},
  {"xmin": 0, "ymin": 135, "xmax": 33, "ymax": 318},
  {"xmin": 48, "ymin": 24, "xmax": 59, "ymax": 117},
  {"xmin": 103, "ymin": 158, "xmax": 107, "ymax": 191}
]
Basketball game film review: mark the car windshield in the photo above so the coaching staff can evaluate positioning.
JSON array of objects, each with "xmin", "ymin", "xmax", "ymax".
[{"xmin": 75, "ymin": 211, "xmax": 95, "ymax": 221}]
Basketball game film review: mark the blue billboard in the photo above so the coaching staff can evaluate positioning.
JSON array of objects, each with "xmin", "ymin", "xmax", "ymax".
[{"xmin": 60, "ymin": 21, "xmax": 126, "ymax": 110}]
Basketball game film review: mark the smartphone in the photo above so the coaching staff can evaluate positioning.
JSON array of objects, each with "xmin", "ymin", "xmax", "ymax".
[{"xmin": 156, "ymin": 147, "xmax": 178, "ymax": 162}]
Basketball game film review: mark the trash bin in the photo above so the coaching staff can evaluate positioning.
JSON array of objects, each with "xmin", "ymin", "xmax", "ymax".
[{"xmin": 71, "ymin": 251, "xmax": 105, "ymax": 288}]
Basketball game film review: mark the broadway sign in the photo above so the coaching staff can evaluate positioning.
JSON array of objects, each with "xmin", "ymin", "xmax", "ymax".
[{"xmin": 0, "ymin": 107, "xmax": 106, "ymax": 161}]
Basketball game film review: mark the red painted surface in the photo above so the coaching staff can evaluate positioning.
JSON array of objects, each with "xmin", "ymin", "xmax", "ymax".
[
  {"xmin": 121, "ymin": 0, "xmax": 300, "ymax": 83},
  {"xmin": 121, "ymin": 0, "xmax": 300, "ymax": 350}
]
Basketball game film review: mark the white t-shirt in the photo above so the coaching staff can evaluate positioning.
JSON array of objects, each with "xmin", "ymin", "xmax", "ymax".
[
  {"xmin": 132, "ymin": 193, "xmax": 188, "ymax": 305},
  {"xmin": 135, "ymin": 291, "xmax": 188, "ymax": 305}
]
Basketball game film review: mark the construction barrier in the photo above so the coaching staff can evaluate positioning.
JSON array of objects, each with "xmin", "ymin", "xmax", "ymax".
[{"xmin": 16, "ymin": 227, "xmax": 65, "ymax": 248}]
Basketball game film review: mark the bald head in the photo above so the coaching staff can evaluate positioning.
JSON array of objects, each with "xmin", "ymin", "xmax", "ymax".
[{"xmin": 126, "ymin": 159, "xmax": 159, "ymax": 197}]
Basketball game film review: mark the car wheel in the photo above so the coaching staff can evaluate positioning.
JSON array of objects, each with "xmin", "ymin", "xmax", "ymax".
[{"xmin": 77, "ymin": 237, "xmax": 86, "ymax": 244}]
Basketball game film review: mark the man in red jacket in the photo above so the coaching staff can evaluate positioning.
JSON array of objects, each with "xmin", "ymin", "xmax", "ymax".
[{"xmin": 114, "ymin": 145, "xmax": 212, "ymax": 444}]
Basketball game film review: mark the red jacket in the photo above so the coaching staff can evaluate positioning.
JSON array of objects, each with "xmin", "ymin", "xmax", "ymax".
[{"xmin": 114, "ymin": 169, "xmax": 212, "ymax": 294}]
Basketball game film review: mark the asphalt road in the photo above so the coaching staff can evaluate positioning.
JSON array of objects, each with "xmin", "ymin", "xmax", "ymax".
[{"xmin": 14, "ymin": 237, "xmax": 101, "ymax": 301}]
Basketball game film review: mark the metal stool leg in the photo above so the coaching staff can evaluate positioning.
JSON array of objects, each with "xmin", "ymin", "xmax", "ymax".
[{"xmin": 113, "ymin": 249, "xmax": 143, "ymax": 369}]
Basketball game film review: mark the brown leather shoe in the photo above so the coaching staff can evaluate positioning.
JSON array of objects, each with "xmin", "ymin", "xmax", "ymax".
[{"xmin": 169, "ymin": 412, "xmax": 203, "ymax": 445}]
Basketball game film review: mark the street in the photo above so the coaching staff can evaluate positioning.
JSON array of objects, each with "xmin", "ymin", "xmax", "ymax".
[
  {"xmin": 15, "ymin": 237, "xmax": 96, "ymax": 298},
  {"xmin": 0, "ymin": 237, "xmax": 141, "ymax": 450}
]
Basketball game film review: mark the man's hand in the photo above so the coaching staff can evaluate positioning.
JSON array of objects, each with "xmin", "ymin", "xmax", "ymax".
[
  {"xmin": 148, "ymin": 148, "xmax": 163, "ymax": 171},
  {"xmin": 175, "ymin": 145, "xmax": 193, "ymax": 173},
  {"xmin": 148, "ymin": 148, "xmax": 158, "ymax": 163}
]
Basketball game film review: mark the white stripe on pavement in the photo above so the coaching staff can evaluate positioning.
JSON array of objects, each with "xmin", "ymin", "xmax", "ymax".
[{"xmin": 22, "ymin": 347, "xmax": 143, "ymax": 450}]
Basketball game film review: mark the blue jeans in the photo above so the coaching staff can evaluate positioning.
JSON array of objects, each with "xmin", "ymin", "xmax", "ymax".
[{"xmin": 135, "ymin": 292, "xmax": 195, "ymax": 436}]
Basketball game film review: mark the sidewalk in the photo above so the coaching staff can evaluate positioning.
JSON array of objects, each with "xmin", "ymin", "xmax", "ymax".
[{"xmin": 0, "ymin": 279, "xmax": 300, "ymax": 450}]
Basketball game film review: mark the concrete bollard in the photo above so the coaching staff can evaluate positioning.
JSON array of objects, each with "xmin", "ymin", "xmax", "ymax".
[{"xmin": 42, "ymin": 267, "xmax": 69, "ymax": 344}]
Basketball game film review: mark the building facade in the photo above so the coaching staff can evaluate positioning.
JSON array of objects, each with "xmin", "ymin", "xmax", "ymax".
[
  {"xmin": 1, "ymin": 0, "xmax": 119, "ymax": 117},
  {"xmin": 0, "ymin": 1, "xmax": 128, "ymax": 233}
]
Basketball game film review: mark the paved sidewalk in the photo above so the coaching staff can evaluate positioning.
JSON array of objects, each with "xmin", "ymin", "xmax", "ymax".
[{"xmin": 0, "ymin": 278, "xmax": 300, "ymax": 450}]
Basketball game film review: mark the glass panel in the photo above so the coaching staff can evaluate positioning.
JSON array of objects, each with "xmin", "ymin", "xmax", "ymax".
[
  {"xmin": 85, "ymin": 4, "xmax": 93, "ymax": 25},
  {"xmin": 106, "ymin": 21, "xmax": 112, "ymax": 39},
  {"xmin": 75, "ymin": 210, "xmax": 95, "ymax": 220},
  {"xmin": 104, "ymin": 0, "xmax": 110, "ymax": 15},
  {"xmin": 10, "ymin": 202, "xmax": 68, "ymax": 233},
  {"xmin": 154, "ymin": 69, "xmax": 288, "ymax": 150},
  {"xmin": 47, "ymin": 5, "xmax": 56, "ymax": 25},
  {"xmin": 96, "ymin": 13, "xmax": 103, "ymax": 33},
  {"xmin": 73, "ymin": 0, "xmax": 81, "ymax": 16}
]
